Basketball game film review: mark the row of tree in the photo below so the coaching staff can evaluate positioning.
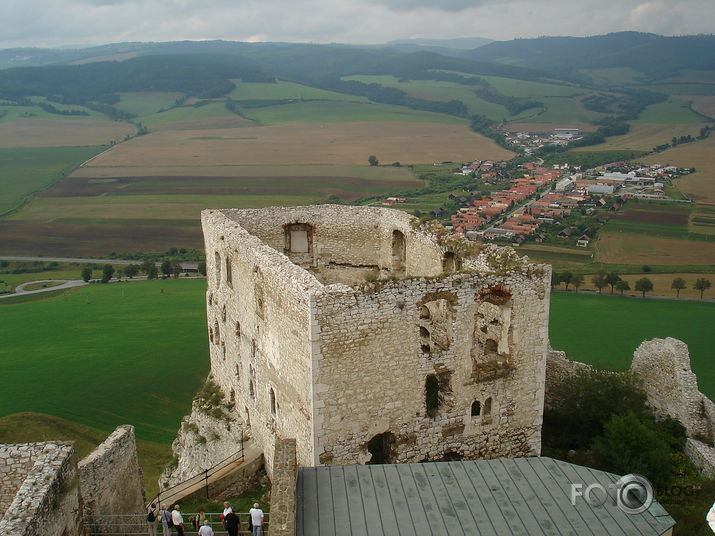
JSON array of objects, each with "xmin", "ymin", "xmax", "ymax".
[
  {"xmin": 553, "ymin": 270, "xmax": 712, "ymax": 299},
  {"xmin": 80, "ymin": 260, "xmax": 208, "ymax": 283}
]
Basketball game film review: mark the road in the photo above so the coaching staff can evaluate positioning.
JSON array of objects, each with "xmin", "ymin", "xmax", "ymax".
[
  {"xmin": 0, "ymin": 279, "xmax": 87, "ymax": 299},
  {"xmin": 553, "ymin": 288, "xmax": 715, "ymax": 303}
]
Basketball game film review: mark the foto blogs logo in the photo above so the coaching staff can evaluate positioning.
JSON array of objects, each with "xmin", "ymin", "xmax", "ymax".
[{"xmin": 571, "ymin": 474, "xmax": 654, "ymax": 515}]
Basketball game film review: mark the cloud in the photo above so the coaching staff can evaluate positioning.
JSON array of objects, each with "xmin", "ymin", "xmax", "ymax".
[{"xmin": 0, "ymin": 0, "xmax": 711, "ymax": 49}]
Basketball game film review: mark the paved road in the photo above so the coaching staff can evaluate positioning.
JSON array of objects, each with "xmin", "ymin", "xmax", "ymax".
[
  {"xmin": 0, "ymin": 279, "xmax": 87, "ymax": 299},
  {"xmin": 0, "ymin": 256, "xmax": 147, "ymax": 265}
]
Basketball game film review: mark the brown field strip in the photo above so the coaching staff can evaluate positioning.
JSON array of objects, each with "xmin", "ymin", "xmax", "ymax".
[
  {"xmin": 504, "ymin": 122, "xmax": 598, "ymax": 133},
  {"xmin": 0, "ymin": 119, "xmax": 135, "ymax": 148},
  {"xmin": 641, "ymin": 135, "xmax": 715, "ymax": 205},
  {"xmin": 595, "ymin": 232, "xmax": 715, "ymax": 265},
  {"xmin": 149, "ymin": 115, "xmax": 257, "ymax": 131},
  {"xmin": 611, "ymin": 210, "xmax": 689, "ymax": 226},
  {"xmin": 686, "ymin": 96, "xmax": 715, "ymax": 119},
  {"xmin": 81, "ymin": 121, "xmax": 513, "ymax": 168},
  {"xmin": 579, "ymin": 123, "xmax": 705, "ymax": 152}
]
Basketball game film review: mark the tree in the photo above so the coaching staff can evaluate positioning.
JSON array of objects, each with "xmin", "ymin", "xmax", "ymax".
[
  {"xmin": 615, "ymin": 280, "xmax": 630, "ymax": 295},
  {"xmin": 560, "ymin": 271, "xmax": 573, "ymax": 290},
  {"xmin": 146, "ymin": 264, "xmax": 158, "ymax": 280},
  {"xmin": 171, "ymin": 261, "xmax": 182, "ymax": 279},
  {"xmin": 101, "ymin": 264, "xmax": 115, "ymax": 284},
  {"xmin": 368, "ymin": 155, "xmax": 379, "ymax": 166},
  {"xmin": 635, "ymin": 277, "xmax": 653, "ymax": 298},
  {"xmin": 124, "ymin": 264, "xmax": 139, "ymax": 279},
  {"xmin": 161, "ymin": 260, "xmax": 172, "ymax": 278},
  {"xmin": 141, "ymin": 259, "xmax": 156, "ymax": 275},
  {"xmin": 81, "ymin": 267, "xmax": 92, "ymax": 282},
  {"xmin": 198, "ymin": 261, "xmax": 207, "ymax": 276},
  {"xmin": 671, "ymin": 277, "xmax": 687, "ymax": 298},
  {"xmin": 572, "ymin": 273, "xmax": 585, "ymax": 292},
  {"xmin": 694, "ymin": 278, "xmax": 712, "ymax": 299},
  {"xmin": 591, "ymin": 270, "xmax": 607, "ymax": 293},
  {"xmin": 605, "ymin": 272, "xmax": 621, "ymax": 293},
  {"xmin": 551, "ymin": 271, "xmax": 561, "ymax": 287},
  {"xmin": 592, "ymin": 412, "xmax": 672, "ymax": 488}
]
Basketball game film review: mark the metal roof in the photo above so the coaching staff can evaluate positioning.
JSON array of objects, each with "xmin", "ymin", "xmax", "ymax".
[{"xmin": 296, "ymin": 457, "xmax": 675, "ymax": 536}]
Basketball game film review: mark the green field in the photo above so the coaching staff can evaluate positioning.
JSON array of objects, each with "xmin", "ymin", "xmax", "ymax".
[
  {"xmin": 578, "ymin": 67, "xmax": 647, "ymax": 86},
  {"xmin": 139, "ymin": 101, "xmax": 235, "ymax": 125},
  {"xmin": 510, "ymin": 96, "xmax": 606, "ymax": 124},
  {"xmin": 342, "ymin": 75, "xmax": 509, "ymax": 120},
  {"xmin": 479, "ymin": 75, "xmax": 584, "ymax": 98},
  {"xmin": 636, "ymin": 97, "xmax": 705, "ymax": 124},
  {"xmin": 0, "ymin": 279, "xmax": 209, "ymax": 443},
  {"xmin": 0, "ymin": 412, "xmax": 171, "ymax": 497},
  {"xmin": 116, "ymin": 92, "xmax": 183, "ymax": 117},
  {"xmin": 0, "ymin": 102, "xmax": 103, "ymax": 123},
  {"xmin": 549, "ymin": 292, "xmax": 715, "ymax": 398},
  {"xmin": 241, "ymin": 99, "xmax": 465, "ymax": 125},
  {"xmin": 0, "ymin": 145, "xmax": 104, "ymax": 215},
  {"xmin": 230, "ymin": 80, "xmax": 368, "ymax": 102}
]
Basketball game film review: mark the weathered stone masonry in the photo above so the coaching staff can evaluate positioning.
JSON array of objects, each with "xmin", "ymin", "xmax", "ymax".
[{"xmin": 197, "ymin": 205, "xmax": 551, "ymax": 475}]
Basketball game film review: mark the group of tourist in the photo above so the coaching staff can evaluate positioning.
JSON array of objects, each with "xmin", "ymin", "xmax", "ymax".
[{"xmin": 146, "ymin": 501, "xmax": 265, "ymax": 536}]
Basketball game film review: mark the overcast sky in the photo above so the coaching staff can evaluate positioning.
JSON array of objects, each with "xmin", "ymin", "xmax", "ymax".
[{"xmin": 1, "ymin": 0, "xmax": 713, "ymax": 49}]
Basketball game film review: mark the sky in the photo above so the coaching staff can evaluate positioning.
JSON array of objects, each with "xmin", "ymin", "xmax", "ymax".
[{"xmin": 0, "ymin": 0, "xmax": 713, "ymax": 49}]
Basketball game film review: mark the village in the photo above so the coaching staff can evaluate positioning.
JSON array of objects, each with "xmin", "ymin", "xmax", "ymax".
[{"xmin": 381, "ymin": 148, "xmax": 694, "ymax": 248}]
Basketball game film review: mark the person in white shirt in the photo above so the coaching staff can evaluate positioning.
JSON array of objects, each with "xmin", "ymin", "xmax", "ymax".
[
  {"xmin": 249, "ymin": 503, "xmax": 264, "ymax": 536},
  {"xmin": 171, "ymin": 505, "xmax": 185, "ymax": 536},
  {"xmin": 706, "ymin": 501, "xmax": 715, "ymax": 533},
  {"xmin": 197, "ymin": 520, "xmax": 214, "ymax": 536},
  {"xmin": 222, "ymin": 501, "xmax": 233, "ymax": 530}
]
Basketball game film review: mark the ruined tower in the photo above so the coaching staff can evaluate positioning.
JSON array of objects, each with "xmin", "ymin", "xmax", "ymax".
[{"xmin": 198, "ymin": 205, "xmax": 550, "ymax": 474}]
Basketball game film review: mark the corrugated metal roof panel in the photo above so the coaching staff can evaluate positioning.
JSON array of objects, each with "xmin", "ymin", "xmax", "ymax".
[{"xmin": 296, "ymin": 457, "xmax": 676, "ymax": 536}]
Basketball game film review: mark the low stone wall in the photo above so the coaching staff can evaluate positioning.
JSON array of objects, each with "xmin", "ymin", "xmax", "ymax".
[
  {"xmin": 685, "ymin": 439, "xmax": 715, "ymax": 478},
  {"xmin": 268, "ymin": 439, "xmax": 297, "ymax": 536},
  {"xmin": 0, "ymin": 442, "xmax": 83, "ymax": 536},
  {"xmin": 79, "ymin": 425, "xmax": 146, "ymax": 534},
  {"xmin": 544, "ymin": 347, "xmax": 592, "ymax": 407},
  {"xmin": 632, "ymin": 338, "xmax": 712, "ymax": 442},
  {"xmin": 547, "ymin": 337, "xmax": 715, "ymax": 478}
]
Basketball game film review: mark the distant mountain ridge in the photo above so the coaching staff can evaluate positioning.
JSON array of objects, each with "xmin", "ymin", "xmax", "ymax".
[{"xmin": 463, "ymin": 32, "xmax": 715, "ymax": 81}]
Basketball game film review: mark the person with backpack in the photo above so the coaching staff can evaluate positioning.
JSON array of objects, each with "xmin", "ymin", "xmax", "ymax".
[
  {"xmin": 146, "ymin": 503, "xmax": 158, "ymax": 536},
  {"xmin": 224, "ymin": 510, "xmax": 241, "ymax": 536},
  {"xmin": 159, "ymin": 505, "xmax": 172, "ymax": 536},
  {"xmin": 192, "ymin": 506, "xmax": 206, "ymax": 532}
]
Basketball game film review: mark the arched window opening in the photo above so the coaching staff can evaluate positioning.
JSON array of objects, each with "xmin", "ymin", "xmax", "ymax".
[
  {"xmin": 209, "ymin": 327, "xmax": 214, "ymax": 343},
  {"xmin": 425, "ymin": 374, "xmax": 440, "ymax": 416},
  {"xmin": 222, "ymin": 304, "xmax": 227, "ymax": 322},
  {"xmin": 269, "ymin": 387, "xmax": 277, "ymax": 416},
  {"xmin": 419, "ymin": 326, "xmax": 430, "ymax": 339},
  {"xmin": 366, "ymin": 432, "xmax": 396, "ymax": 465},
  {"xmin": 471, "ymin": 400, "xmax": 481, "ymax": 417},
  {"xmin": 214, "ymin": 321, "xmax": 220, "ymax": 344},
  {"xmin": 484, "ymin": 339, "xmax": 498, "ymax": 355},
  {"xmin": 235, "ymin": 321, "xmax": 241, "ymax": 337},
  {"xmin": 230, "ymin": 389, "xmax": 235, "ymax": 403},
  {"xmin": 215, "ymin": 251, "xmax": 221, "ymax": 285},
  {"xmin": 391, "ymin": 230, "xmax": 406, "ymax": 273},
  {"xmin": 442, "ymin": 251, "xmax": 458, "ymax": 273},
  {"xmin": 483, "ymin": 397, "xmax": 492, "ymax": 417},
  {"xmin": 249, "ymin": 380, "xmax": 255, "ymax": 399},
  {"xmin": 419, "ymin": 305, "xmax": 430, "ymax": 319},
  {"xmin": 235, "ymin": 364, "xmax": 240, "ymax": 379},
  {"xmin": 421, "ymin": 343, "xmax": 431, "ymax": 354},
  {"xmin": 251, "ymin": 339, "xmax": 257, "ymax": 358},
  {"xmin": 225, "ymin": 256, "xmax": 233, "ymax": 286}
]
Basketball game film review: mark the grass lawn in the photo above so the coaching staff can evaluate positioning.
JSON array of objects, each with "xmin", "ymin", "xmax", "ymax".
[
  {"xmin": 0, "ymin": 279, "xmax": 209, "ymax": 443},
  {"xmin": 116, "ymin": 92, "xmax": 184, "ymax": 117},
  {"xmin": 635, "ymin": 98, "xmax": 705, "ymax": 124},
  {"xmin": 229, "ymin": 80, "xmax": 367, "ymax": 102},
  {"xmin": 549, "ymin": 292, "xmax": 715, "ymax": 398},
  {"xmin": 0, "ymin": 412, "xmax": 172, "ymax": 498},
  {"xmin": 479, "ymin": 75, "xmax": 584, "ymax": 98},
  {"xmin": 0, "ymin": 104, "xmax": 102, "ymax": 122},
  {"xmin": 0, "ymin": 146, "xmax": 104, "ymax": 215},
  {"xmin": 510, "ymin": 96, "xmax": 606, "ymax": 124},
  {"xmin": 241, "ymin": 100, "xmax": 465, "ymax": 125}
]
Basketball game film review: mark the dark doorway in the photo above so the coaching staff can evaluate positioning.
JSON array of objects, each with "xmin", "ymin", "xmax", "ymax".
[
  {"xmin": 366, "ymin": 432, "xmax": 396, "ymax": 464},
  {"xmin": 391, "ymin": 230, "xmax": 406, "ymax": 273}
]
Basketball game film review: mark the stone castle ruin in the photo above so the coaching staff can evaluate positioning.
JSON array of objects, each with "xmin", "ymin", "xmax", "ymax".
[{"xmin": 166, "ymin": 205, "xmax": 551, "ymax": 480}]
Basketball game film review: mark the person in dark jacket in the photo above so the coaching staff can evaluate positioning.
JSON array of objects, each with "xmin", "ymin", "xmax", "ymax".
[{"xmin": 224, "ymin": 511, "xmax": 241, "ymax": 536}]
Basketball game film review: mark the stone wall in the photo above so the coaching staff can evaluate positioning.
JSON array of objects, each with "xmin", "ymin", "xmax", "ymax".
[
  {"xmin": 78, "ymin": 425, "xmax": 145, "ymax": 531},
  {"xmin": 544, "ymin": 347, "xmax": 592, "ymax": 408},
  {"xmin": 631, "ymin": 338, "xmax": 712, "ymax": 441},
  {"xmin": 162, "ymin": 396, "xmax": 246, "ymax": 486},
  {"xmin": 192, "ymin": 205, "xmax": 551, "ymax": 478},
  {"xmin": 268, "ymin": 439, "xmax": 297, "ymax": 536},
  {"xmin": 0, "ymin": 442, "xmax": 82, "ymax": 536}
]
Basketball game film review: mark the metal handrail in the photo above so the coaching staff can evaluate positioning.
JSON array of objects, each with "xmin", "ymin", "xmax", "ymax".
[
  {"xmin": 149, "ymin": 439, "xmax": 245, "ymax": 507},
  {"xmin": 84, "ymin": 512, "xmax": 270, "ymax": 536}
]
